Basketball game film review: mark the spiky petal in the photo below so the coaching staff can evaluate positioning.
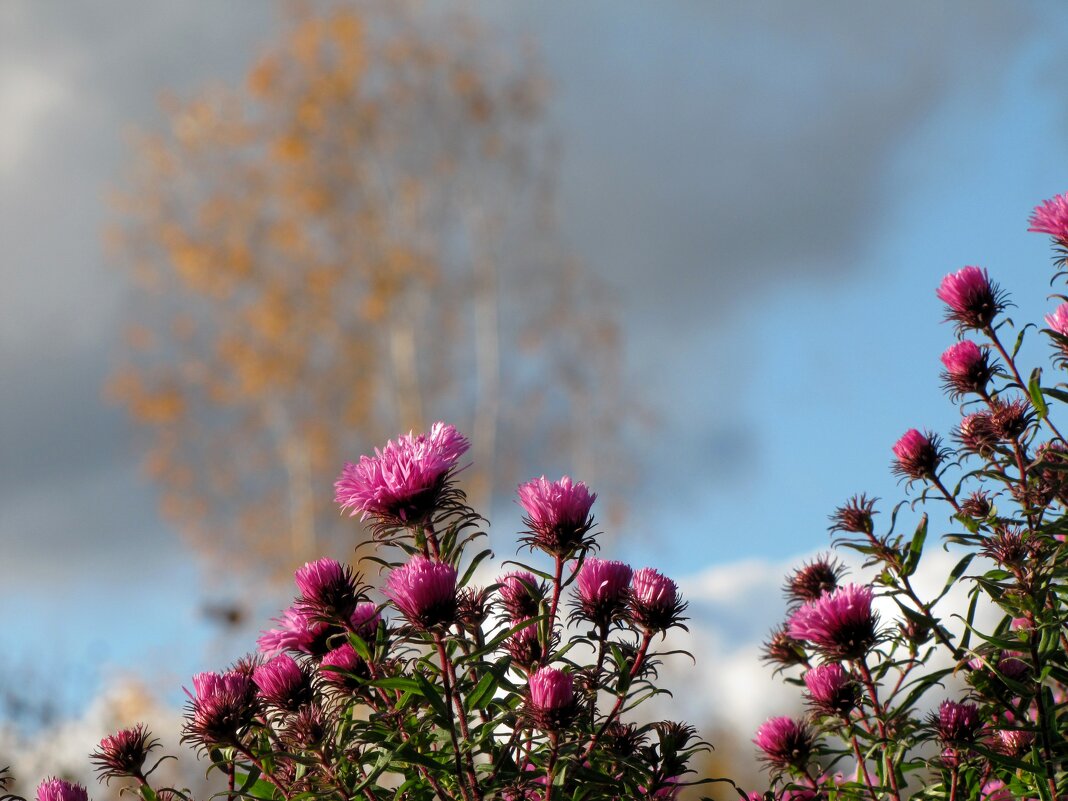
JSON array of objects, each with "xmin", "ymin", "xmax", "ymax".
[
  {"xmin": 36, "ymin": 780, "xmax": 88, "ymax": 801},
  {"xmin": 940, "ymin": 340, "xmax": 993, "ymax": 398},
  {"xmin": 933, "ymin": 700, "xmax": 982, "ymax": 744},
  {"xmin": 1029, "ymin": 192, "xmax": 1068, "ymax": 241}
]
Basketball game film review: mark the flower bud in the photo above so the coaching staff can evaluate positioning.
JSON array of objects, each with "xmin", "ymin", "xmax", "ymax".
[
  {"xmin": 753, "ymin": 716, "xmax": 814, "ymax": 769},
  {"xmin": 525, "ymin": 666, "xmax": 576, "ymax": 731},
  {"xmin": 91, "ymin": 724, "xmax": 159, "ymax": 783},
  {"xmin": 629, "ymin": 567, "xmax": 686, "ymax": 632}
]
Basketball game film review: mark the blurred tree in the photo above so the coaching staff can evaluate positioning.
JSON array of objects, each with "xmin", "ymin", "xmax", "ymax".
[{"xmin": 107, "ymin": 4, "xmax": 627, "ymax": 591}]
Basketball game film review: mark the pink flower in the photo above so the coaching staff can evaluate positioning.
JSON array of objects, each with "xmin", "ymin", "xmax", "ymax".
[
  {"xmin": 253, "ymin": 654, "xmax": 311, "ymax": 711},
  {"xmin": 802, "ymin": 663, "xmax": 858, "ymax": 717},
  {"xmin": 349, "ymin": 601, "xmax": 381, "ymax": 640},
  {"xmin": 629, "ymin": 567, "xmax": 685, "ymax": 632},
  {"xmin": 295, "ymin": 558, "xmax": 359, "ymax": 619},
  {"xmin": 497, "ymin": 571, "xmax": 546, "ymax": 621},
  {"xmin": 940, "ymin": 340, "xmax": 993, "ymax": 398},
  {"xmin": 517, "ymin": 476, "xmax": 596, "ymax": 555},
  {"xmin": 334, "ymin": 422, "xmax": 470, "ymax": 524},
  {"xmin": 1028, "ymin": 192, "xmax": 1068, "ymax": 241},
  {"xmin": 91, "ymin": 724, "xmax": 159, "ymax": 782},
  {"xmin": 257, "ymin": 605, "xmax": 332, "ymax": 656},
  {"xmin": 385, "ymin": 555, "xmax": 458, "ymax": 629},
  {"xmin": 36, "ymin": 780, "xmax": 88, "ymax": 801},
  {"xmin": 787, "ymin": 583, "xmax": 877, "ymax": 660},
  {"xmin": 892, "ymin": 428, "xmax": 942, "ymax": 480},
  {"xmin": 320, "ymin": 643, "xmax": 369, "ymax": 689},
  {"xmin": 183, "ymin": 670, "xmax": 256, "ymax": 747},
  {"xmin": 957, "ymin": 412, "xmax": 998, "ymax": 457},
  {"xmin": 992, "ymin": 727, "xmax": 1034, "ymax": 757},
  {"xmin": 753, "ymin": 716, "xmax": 814, "ymax": 769},
  {"xmin": 526, "ymin": 666, "xmax": 575, "ymax": 730},
  {"xmin": 1045, "ymin": 303, "xmax": 1068, "ymax": 337},
  {"xmin": 573, "ymin": 558, "xmax": 632, "ymax": 626},
  {"xmin": 936, "ymin": 266, "xmax": 1005, "ymax": 331},
  {"xmin": 934, "ymin": 699, "xmax": 982, "ymax": 744},
  {"xmin": 505, "ymin": 621, "xmax": 544, "ymax": 668}
]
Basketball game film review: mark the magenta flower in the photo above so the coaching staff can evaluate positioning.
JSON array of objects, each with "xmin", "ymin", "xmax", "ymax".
[
  {"xmin": 320, "ymin": 643, "xmax": 369, "ymax": 689},
  {"xmin": 891, "ymin": 428, "xmax": 943, "ymax": 480},
  {"xmin": 349, "ymin": 601, "xmax": 382, "ymax": 640},
  {"xmin": 253, "ymin": 654, "xmax": 312, "ymax": 712},
  {"xmin": 36, "ymin": 780, "xmax": 88, "ymax": 801},
  {"xmin": 505, "ymin": 621, "xmax": 544, "ymax": 668},
  {"xmin": 334, "ymin": 421, "xmax": 470, "ymax": 524},
  {"xmin": 940, "ymin": 340, "xmax": 993, "ymax": 398},
  {"xmin": 936, "ymin": 266, "xmax": 1006, "ymax": 331},
  {"xmin": 1029, "ymin": 192, "xmax": 1068, "ymax": 241},
  {"xmin": 933, "ymin": 699, "xmax": 982, "ymax": 744},
  {"xmin": 295, "ymin": 558, "xmax": 360, "ymax": 619},
  {"xmin": 1046, "ymin": 302, "xmax": 1068, "ymax": 337},
  {"xmin": 802, "ymin": 663, "xmax": 858, "ymax": 717},
  {"xmin": 526, "ymin": 666, "xmax": 576, "ymax": 730},
  {"xmin": 573, "ymin": 557, "xmax": 632, "ymax": 627},
  {"xmin": 753, "ymin": 716, "xmax": 814, "ymax": 769},
  {"xmin": 992, "ymin": 727, "xmax": 1035, "ymax": 757},
  {"xmin": 91, "ymin": 724, "xmax": 159, "ymax": 782},
  {"xmin": 497, "ymin": 571, "xmax": 546, "ymax": 621},
  {"xmin": 629, "ymin": 567, "xmax": 686, "ymax": 632},
  {"xmin": 787, "ymin": 583, "xmax": 877, "ymax": 661},
  {"xmin": 258, "ymin": 605, "xmax": 332, "ymax": 657},
  {"xmin": 517, "ymin": 475, "xmax": 596, "ymax": 556},
  {"xmin": 183, "ymin": 670, "xmax": 256, "ymax": 747},
  {"xmin": 385, "ymin": 555, "xmax": 458, "ymax": 629}
]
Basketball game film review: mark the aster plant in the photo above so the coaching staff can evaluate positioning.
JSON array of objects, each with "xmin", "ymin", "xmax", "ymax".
[
  {"xmin": 3, "ymin": 423, "xmax": 720, "ymax": 801},
  {"xmin": 754, "ymin": 193, "xmax": 1068, "ymax": 801}
]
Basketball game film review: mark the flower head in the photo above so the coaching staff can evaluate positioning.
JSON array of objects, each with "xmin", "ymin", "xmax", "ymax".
[
  {"xmin": 892, "ymin": 428, "xmax": 943, "ymax": 480},
  {"xmin": 36, "ymin": 780, "xmax": 88, "ymax": 801},
  {"xmin": 505, "ymin": 621, "xmax": 544, "ymax": 668},
  {"xmin": 497, "ymin": 571, "xmax": 546, "ymax": 621},
  {"xmin": 629, "ymin": 567, "xmax": 686, "ymax": 632},
  {"xmin": 334, "ymin": 422, "xmax": 469, "ymax": 525},
  {"xmin": 349, "ymin": 601, "xmax": 382, "ymax": 640},
  {"xmin": 295, "ymin": 558, "xmax": 360, "ymax": 620},
  {"xmin": 933, "ymin": 700, "xmax": 982, "ymax": 744},
  {"xmin": 753, "ymin": 716, "xmax": 814, "ymax": 769},
  {"xmin": 385, "ymin": 555, "xmax": 458, "ymax": 629},
  {"xmin": 784, "ymin": 555, "xmax": 844, "ymax": 606},
  {"xmin": 828, "ymin": 494, "xmax": 877, "ymax": 535},
  {"xmin": 258, "ymin": 605, "xmax": 333, "ymax": 657},
  {"xmin": 787, "ymin": 584, "xmax": 877, "ymax": 661},
  {"xmin": 91, "ymin": 724, "xmax": 159, "ymax": 783},
  {"xmin": 761, "ymin": 626, "xmax": 808, "ymax": 670},
  {"xmin": 940, "ymin": 340, "xmax": 994, "ymax": 399},
  {"xmin": 253, "ymin": 654, "xmax": 312, "ymax": 712},
  {"xmin": 1029, "ymin": 192, "xmax": 1068, "ymax": 241},
  {"xmin": 319, "ymin": 643, "xmax": 370, "ymax": 690},
  {"xmin": 525, "ymin": 666, "xmax": 576, "ymax": 730},
  {"xmin": 183, "ymin": 670, "xmax": 257, "ymax": 748},
  {"xmin": 517, "ymin": 476, "xmax": 596, "ymax": 556},
  {"xmin": 572, "ymin": 558, "xmax": 632, "ymax": 627},
  {"xmin": 1046, "ymin": 303, "xmax": 1068, "ymax": 337},
  {"xmin": 803, "ymin": 663, "xmax": 858, "ymax": 718},
  {"xmin": 936, "ymin": 266, "xmax": 1006, "ymax": 331},
  {"xmin": 957, "ymin": 412, "xmax": 998, "ymax": 458},
  {"xmin": 990, "ymin": 397, "xmax": 1033, "ymax": 441}
]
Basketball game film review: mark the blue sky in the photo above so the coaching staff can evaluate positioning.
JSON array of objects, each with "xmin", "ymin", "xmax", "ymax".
[{"xmin": 4, "ymin": 2, "xmax": 1068, "ymax": 720}]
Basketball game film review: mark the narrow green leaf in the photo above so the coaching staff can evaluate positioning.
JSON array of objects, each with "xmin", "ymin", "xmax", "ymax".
[
  {"xmin": 1029, "ymin": 367, "xmax": 1049, "ymax": 420},
  {"xmin": 902, "ymin": 514, "xmax": 927, "ymax": 577}
]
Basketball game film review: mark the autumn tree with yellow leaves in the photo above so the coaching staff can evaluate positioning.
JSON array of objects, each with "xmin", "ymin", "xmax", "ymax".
[{"xmin": 107, "ymin": 5, "xmax": 627, "ymax": 592}]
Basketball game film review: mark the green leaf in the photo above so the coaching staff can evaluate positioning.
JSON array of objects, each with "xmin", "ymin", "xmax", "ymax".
[
  {"xmin": 1029, "ymin": 367, "xmax": 1049, "ymax": 420},
  {"xmin": 902, "ymin": 514, "xmax": 927, "ymax": 577},
  {"xmin": 465, "ymin": 658, "xmax": 509, "ymax": 712}
]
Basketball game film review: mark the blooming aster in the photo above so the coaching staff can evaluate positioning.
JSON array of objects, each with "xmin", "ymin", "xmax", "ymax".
[
  {"xmin": 320, "ymin": 643, "xmax": 369, "ymax": 690},
  {"xmin": 802, "ymin": 663, "xmax": 857, "ymax": 717},
  {"xmin": 517, "ymin": 475, "xmax": 596, "ymax": 556},
  {"xmin": 257, "ymin": 605, "xmax": 333, "ymax": 657},
  {"xmin": 497, "ymin": 571, "xmax": 546, "ymax": 621},
  {"xmin": 183, "ymin": 670, "xmax": 257, "ymax": 748},
  {"xmin": 933, "ymin": 699, "xmax": 982, "ymax": 744},
  {"xmin": 629, "ymin": 567, "xmax": 686, "ymax": 632},
  {"xmin": 572, "ymin": 557, "xmax": 632, "ymax": 627},
  {"xmin": 940, "ymin": 340, "xmax": 993, "ymax": 399},
  {"xmin": 787, "ymin": 583, "xmax": 877, "ymax": 661},
  {"xmin": 36, "ymin": 780, "xmax": 88, "ymax": 801},
  {"xmin": 753, "ymin": 716, "xmax": 814, "ymax": 769},
  {"xmin": 295, "ymin": 558, "xmax": 360, "ymax": 619},
  {"xmin": 892, "ymin": 428, "xmax": 943, "ymax": 480},
  {"xmin": 91, "ymin": 724, "xmax": 159, "ymax": 782},
  {"xmin": 526, "ymin": 666, "xmax": 576, "ymax": 730},
  {"xmin": 1028, "ymin": 192, "xmax": 1068, "ymax": 242},
  {"xmin": 936, "ymin": 266, "xmax": 1006, "ymax": 332},
  {"xmin": 253, "ymin": 654, "xmax": 312, "ymax": 712},
  {"xmin": 385, "ymin": 555, "xmax": 458, "ymax": 629},
  {"xmin": 334, "ymin": 422, "xmax": 470, "ymax": 524}
]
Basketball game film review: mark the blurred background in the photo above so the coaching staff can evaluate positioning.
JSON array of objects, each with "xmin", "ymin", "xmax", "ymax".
[{"xmin": 4, "ymin": 0, "xmax": 1068, "ymax": 794}]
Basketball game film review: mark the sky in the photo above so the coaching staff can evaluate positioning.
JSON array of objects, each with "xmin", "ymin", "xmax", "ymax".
[{"xmin": 4, "ymin": 0, "xmax": 1068, "ymax": 743}]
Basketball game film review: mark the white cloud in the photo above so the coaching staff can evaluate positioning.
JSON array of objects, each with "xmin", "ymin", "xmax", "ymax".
[{"xmin": 0, "ymin": 62, "xmax": 69, "ymax": 176}]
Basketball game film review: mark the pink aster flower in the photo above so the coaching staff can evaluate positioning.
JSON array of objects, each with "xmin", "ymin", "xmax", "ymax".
[
  {"xmin": 91, "ymin": 723, "xmax": 159, "ymax": 782},
  {"xmin": 349, "ymin": 601, "xmax": 381, "ymax": 640},
  {"xmin": 1029, "ymin": 192, "xmax": 1068, "ymax": 241},
  {"xmin": 36, "ymin": 780, "xmax": 88, "ymax": 801},
  {"xmin": 933, "ymin": 699, "xmax": 982, "ymax": 744},
  {"xmin": 936, "ymin": 266, "xmax": 1006, "ymax": 331},
  {"xmin": 629, "ymin": 566, "xmax": 686, "ymax": 632},
  {"xmin": 787, "ymin": 583, "xmax": 877, "ymax": 661},
  {"xmin": 517, "ymin": 475, "xmax": 596, "ymax": 556},
  {"xmin": 295, "ymin": 558, "xmax": 359, "ymax": 619},
  {"xmin": 892, "ymin": 428, "xmax": 943, "ymax": 480},
  {"xmin": 183, "ymin": 670, "xmax": 256, "ymax": 747},
  {"xmin": 803, "ymin": 663, "xmax": 858, "ymax": 718},
  {"xmin": 320, "ymin": 643, "xmax": 369, "ymax": 690},
  {"xmin": 573, "ymin": 557, "xmax": 632, "ymax": 627},
  {"xmin": 1046, "ymin": 303, "xmax": 1068, "ymax": 340},
  {"xmin": 253, "ymin": 654, "xmax": 311, "ymax": 712},
  {"xmin": 334, "ymin": 422, "xmax": 470, "ymax": 524},
  {"xmin": 940, "ymin": 340, "xmax": 993, "ymax": 398},
  {"xmin": 753, "ymin": 716, "xmax": 814, "ymax": 769},
  {"xmin": 257, "ymin": 605, "xmax": 332, "ymax": 657},
  {"xmin": 497, "ymin": 571, "xmax": 546, "ymax": 621},
  {"xmin": 526, "ymin": 666, "xmax": 575, "ymax": 730},
  {"xmin": 385, "ymin": 555, "xmax": 458, "ymax": 629}
]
